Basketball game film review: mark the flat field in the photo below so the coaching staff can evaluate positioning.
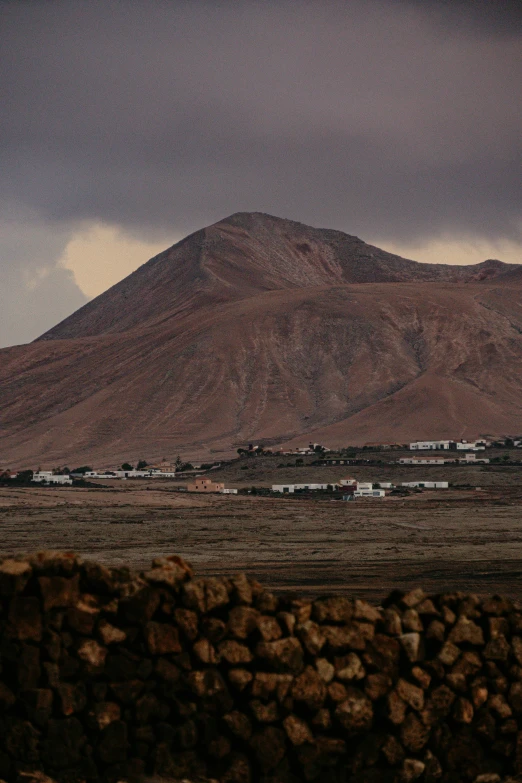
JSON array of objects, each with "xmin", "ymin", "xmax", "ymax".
[{"xmin": 1, "ymin": 454, "xmax": 521, "ymax": 601}]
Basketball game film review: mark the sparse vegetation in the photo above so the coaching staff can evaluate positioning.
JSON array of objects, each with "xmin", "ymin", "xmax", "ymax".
[
  {"xmin": 176, "ymin": 462, "xmax": 194, "ymax": 472},
  {"xmin": 7, "ymin": 469, "xmax": 34, "ymax": 484}
]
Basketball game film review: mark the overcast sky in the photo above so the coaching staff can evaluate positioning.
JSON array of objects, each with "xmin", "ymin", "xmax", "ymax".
[{"xmin": 1, "ymin": 0, "xmax": 521, "ymax": 347}]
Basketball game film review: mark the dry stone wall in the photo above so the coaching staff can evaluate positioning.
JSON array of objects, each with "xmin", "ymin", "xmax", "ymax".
[{"xmin": 2, "ymin": 553, "xmax": 522, "ymax": 783}]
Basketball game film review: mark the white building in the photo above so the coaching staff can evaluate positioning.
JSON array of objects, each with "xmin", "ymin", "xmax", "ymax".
[
  {"xmin": 400, "ymin": 457, "xmax": 449, "ymax": 465},
  {"xmin": 32, "ymin": 472, "xmax": 73, "ymax": 485},
  {"xmin": 80, "ymin": 471, "xmax": 118, "ymax": 479},
  {"xmin": 115, "ymin": 469, "xmax": 158, "ymax": 479},
  {"xmin": 456, "ymin": 442, "xmax": 485, "ymax": 451},
  {"xmin": 354, "ymin": 489, "xmax": 385, "ymax": 498},
  {"xmin": 295, "ymin": 483, "xmax": 330, "ymax": 491},
  {"xmin": 220, "ymin": 488, "xmax": 238, "ymax": 494},
  {"xmin": 459, "ymin": 453, "xmax": 490, "ymax": 464},
  {"xmin": 271, "ymin": 483, "xmax": 330, "ymax": 493},
  {"xmin": 81, "ymin": 469, "xmax": 179, "ymax": 479},
  {"xmin": 402, "ymin": 481, "xmax": 449, "ymax": 489},
  {"xmin": 410, "ymin": 439, "xmax": 487, "ymax": 452},
  {"xmin": 349, "ymin": 480, "xmax": 386, "ymax": 497},
  {"xmin": 356, "ymin": 481, "xmax": 373, "ymax": 492},
  {"xmin": 410, "ymin": 441, "xmax": 453, "ymax": 450}
]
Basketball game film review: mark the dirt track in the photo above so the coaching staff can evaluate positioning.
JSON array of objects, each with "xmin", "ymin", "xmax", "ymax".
[{"xmin": 1, "ymin": 479, "xmax": 522, "ymax": 600}]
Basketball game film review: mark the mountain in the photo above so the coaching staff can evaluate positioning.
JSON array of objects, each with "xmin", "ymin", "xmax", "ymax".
[
  {"xmin": 1, "ymin": 212, "xmax": 522, "ymax": 467},
  {"xmin": 39, "ymin": 213, "xmax": 511, "ymax": 340}
]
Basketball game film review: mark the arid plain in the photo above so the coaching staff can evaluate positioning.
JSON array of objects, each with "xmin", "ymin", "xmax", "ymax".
[{"xmin": 2, "ymin": 454, "xmax": 521, "ymax": 601}]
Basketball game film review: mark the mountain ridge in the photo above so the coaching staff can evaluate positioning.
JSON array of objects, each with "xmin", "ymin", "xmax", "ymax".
[{"xmin": 38, "ymin": 212, "xmax": 518, "ymax": 341}]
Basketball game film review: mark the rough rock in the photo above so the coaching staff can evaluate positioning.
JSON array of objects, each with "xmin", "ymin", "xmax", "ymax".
[
  {"xmin": 7, "ymin": 597, "xmax": 42, "ymax": 641},
  {"xmin": 2, "ymin": 552, "xmax": 522, "ymax": 782},
  {"xmin": 313, "ymin": 596, "xmax": 353, "ymax": 624},
  {"xmin": 335, "ymin": 687, "xmax": 373, "ymax": 733},
  {"xmin": 256, "ymin": 637, "xmax": 304, "ymax": 673},
  {"xmin": 291, "ymin": 666, "xmax": 327, "ymax": 710},
  {"xmin": 283, "ymin": 714, "xmax": 314, "ymax": 745},
  {"xmin": 38, "ymin": 574, "xmax": 79, "ymax": 611},
  {"xmin": 449, "ymin": 616, "xmax": 485, "ymax": 646},
  {"xmin": 0, "ymin": 559, "xmax": 32, "ymax": 596},
  {"xmin": 146, "ymin": 621, "xmax": 182, "ymax": 655},
  {"xmin": 336, "ymin": 652, "xmax": 365, "ymax": 681},
  {"xmin": 219, "ymin": 640, "xmax": 254, "ymax": 665}
]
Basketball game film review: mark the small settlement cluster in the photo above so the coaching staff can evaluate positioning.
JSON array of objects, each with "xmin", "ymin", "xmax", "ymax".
[
  {"xmin": 270, "ymin": 438, "xmax": 496, "ymax": 498},
  {"xmin": 272, "ymin": 478, "xmax": 447, "ymax": 498},
  {"xmin": 1, "ymin": 467, "xmax": 238, "ymax": 495},
  {"xmin": 272, "ymin": 479, "xmax": 387, "ymax": 497},
  {"xmin": 25, "ymin": 471, "xmax": 239, "ymax": 495},
  {"xmin": 7, "ymin": 471, "xmax": 444, "ymax": 499},
  {"xmin": 1, "ymin": 436, "xmax": 516, "ymax": 497}
]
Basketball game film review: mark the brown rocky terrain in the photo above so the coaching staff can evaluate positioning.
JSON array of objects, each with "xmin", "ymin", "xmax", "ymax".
[{"xmin": 1, "ymin": 212, "xmax": 521, "ymax": 466}]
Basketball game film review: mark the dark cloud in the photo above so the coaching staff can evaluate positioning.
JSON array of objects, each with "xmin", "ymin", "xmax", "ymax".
[
  {"xmin": 407, "ymin": 0, "xmax": 522, "ymax": 36},
  {"xmin": 0, "ymin": 216, "xmax": 87, "ymax": 347},
  {"xmin": 0, "ymin": 0, "xmax": 521, "ymax": 344}
]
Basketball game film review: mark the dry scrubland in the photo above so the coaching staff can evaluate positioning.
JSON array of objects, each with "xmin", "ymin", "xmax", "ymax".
[{"xmin": 0, "ymin": 455, "xmax": 521, "ymax": 601}]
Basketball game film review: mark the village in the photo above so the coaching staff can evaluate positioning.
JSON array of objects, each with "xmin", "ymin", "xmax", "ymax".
[
  {"xmin": 0, "ymin": 436, "xmax": 519, "ymax": 499},
  {"xmin": 0, "ymin": 469, "xmax": 446, "ymax": 498}
]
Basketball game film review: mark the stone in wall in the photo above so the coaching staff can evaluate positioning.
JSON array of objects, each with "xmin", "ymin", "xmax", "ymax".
[{"xmin": 3, "ymin": 554, "xmax": 522, "ymax": 782}]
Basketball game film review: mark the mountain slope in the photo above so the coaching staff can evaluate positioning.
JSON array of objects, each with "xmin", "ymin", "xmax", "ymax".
[
  {"xmin": 1, "ymin": 213, "xmax": 521, "ymax": 466},
  {"xmin": 1, "ymin": 287, "xmax": 522, "ymax": 465},
  {"xmin": 39, "ymin": 212, "xmax": 515, "ymax": 340}
]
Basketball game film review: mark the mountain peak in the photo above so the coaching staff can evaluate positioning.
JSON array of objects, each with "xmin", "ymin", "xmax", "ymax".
[{"xmin": 38, "ymin": 213, "xmax": 519, "ymax": 341}]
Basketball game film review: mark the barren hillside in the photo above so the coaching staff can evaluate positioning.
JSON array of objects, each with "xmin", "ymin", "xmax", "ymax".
[{"xmin": 1, "ymin": 213, "xmax": 521, "ymax": 466}]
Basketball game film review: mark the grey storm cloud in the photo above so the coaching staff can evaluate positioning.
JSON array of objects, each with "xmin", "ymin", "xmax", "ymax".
[
  {"xmin": 0, "ymin": 214, "xmax": 87, "ymax": 347},
  {"xmin": 0, "ymin": 0, "xmax": 521, "ymax": 346}
]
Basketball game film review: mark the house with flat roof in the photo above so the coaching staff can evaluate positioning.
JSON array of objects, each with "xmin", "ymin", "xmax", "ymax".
[
  {"xmin": 410, "ymin": 441, "xmax": 454, "ymax": 450},
  {"xmin": 272, "ymin": 483, "xmax": 331, "ymax": 493},
  {"xmin": 400, "ymin": 456, "xmax": 450, "ymax": 465},
  {"xmin": 354, "ymin": 488, "xmax": 385, "ymax": 497},
  {"xmin": 187, "ymin": 478, "xmax": 225, "ymax": 493},
  {"xmin": 402, "ymin": 481, "xmax": 449, "ymax": 489},
  {"xmin": 32, "ymin": 471, "xmax": 72, "ymax": 485}
]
